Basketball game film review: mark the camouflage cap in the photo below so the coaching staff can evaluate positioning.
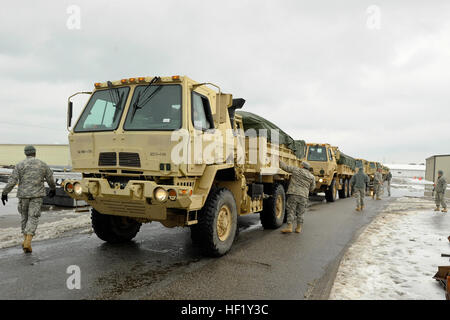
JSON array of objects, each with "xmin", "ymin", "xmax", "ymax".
[
  {"xmin": 302, "ymin": 161, "xmax": 311, "ymax": 169},
  {"xmin": 438, "ymin": 170, "xmax": 444, "ymax": 175},
  {"xmin": 24, "ymin": 145, "xmax": 36, "ymax": 156}
]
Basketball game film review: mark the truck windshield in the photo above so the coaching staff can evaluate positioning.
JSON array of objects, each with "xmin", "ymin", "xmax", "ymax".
[
  {"xmin": 307, "ymin": 146, "xmax": 328, "ymax": 162},
  {"xmin": 370, "ymin": 162, "xmax": 376, "ymax": 168},
  {"xmin": 124, "ymin": 85, "xmax": 181, "ymax": 131},
  {"xmin": 356, "ymin": 160, "xmax": 362, "ymax": 167},
  {"xmin": 74, "ymin": 87, "xmax": 129, "ymax": 132}
]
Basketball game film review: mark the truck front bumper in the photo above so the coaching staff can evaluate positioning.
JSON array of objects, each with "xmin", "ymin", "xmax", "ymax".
[{"xmin": 62, "ymin": 178, "xmax": 194, "ymax": 221}]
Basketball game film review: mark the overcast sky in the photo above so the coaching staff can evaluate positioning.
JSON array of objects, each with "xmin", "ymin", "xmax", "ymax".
[{"xmin": 1, "ymin": 0, "xmax": 449, "ymax": 163}]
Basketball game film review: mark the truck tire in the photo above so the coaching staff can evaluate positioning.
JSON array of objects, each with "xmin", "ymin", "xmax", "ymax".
[
  {"xmin": 260, "ymin": 184, "xmax": 285, "ymax": 229},
  {"xmin": 325, "ymin": 179, "xmax": 337, "ymax": 202},
  {"xmin": 194, "ymin": 188, "xmax": 238, "ymax": 257},
  {"xmin": 338, "ymin": 179, "xmax": 349, "ymax": 199},
  {"xmin": 91, "ymin": 209, "xmax": 141, "ymax": 244},
  {"xmin": 338, "ymin": 179, "xmax": 346, "ymax": 199},
  {"xmin": 190, "ymin": 224, "xmax": 203, "ymax": 246}
]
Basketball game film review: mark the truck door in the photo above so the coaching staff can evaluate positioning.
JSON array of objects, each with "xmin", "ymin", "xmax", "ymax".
[{"xmin": 188, "ymin": 90, "xmax": 217, "ymax": 174}]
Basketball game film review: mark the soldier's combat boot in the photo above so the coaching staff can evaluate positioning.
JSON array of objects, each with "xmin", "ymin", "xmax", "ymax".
[
  {"xmin": 295, "ymin": 224, "xmax": 302, "ymax": 233},
  {"xmin": 434, "ymin": 206, "xmax": 440, "ymax": 212},
  {"xmin": 442, "ymin": 208, "xmax": 448, "ymax": 213},
  {"xmin": 361, "ymin": 205, "xmax": 365, "ymax": 210},
  {"xmin": 281, "ymin": 223, "xmax": 293, "ymax": 234},
  {"xmin": 355, "ymin": 207, "xmax": 361, "ymax": 211},
  {"xmin": 376, "ymin": 196, "xmax": 381, "ymax": 200},
  {"xmin": 23, "ymin": 234, "xmax": 33, "ymax": 253}
]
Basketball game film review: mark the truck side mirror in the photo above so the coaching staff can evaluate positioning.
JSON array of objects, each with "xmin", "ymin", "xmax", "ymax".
[
  {"xmin": 68, "ymin": 101, "xmax": 73, "ymax": 128},
  {"xmin": 215, "ymin": 93, "xmax": 233, "ymax": 125}
]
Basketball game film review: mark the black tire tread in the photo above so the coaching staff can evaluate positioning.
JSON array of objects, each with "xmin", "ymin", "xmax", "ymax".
[
  {"xmin": 260, "ymin": 184, "xmax": 285, "ymax": 229},
  {"xmin": 91, "ymin": 209, "xmax": 141, "ymax": 244},
  {"xmin": 325, "ymin": 179, "xmax": 337, "ymax": 202},
  {"xmin": 194, "ymin": 187, "xmax": 237, "ymax": 257}
]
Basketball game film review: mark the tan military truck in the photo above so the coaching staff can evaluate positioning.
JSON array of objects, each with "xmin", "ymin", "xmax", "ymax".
[
  {"xmin": 63, "ymin": 75, "xmax": 306, "ymax": 256},
  {"xmin": 367, "ymin": 161, "xmax": 377, "ymax": 180},
  {"xmin": 355, "ymin": 158, "xmax": 372, "ymax": 193},
  {"xmin": 381, "ymin": 165, "xmax": 389, "ymax": 178},
  {"xmin": 355, "ymin": 158, "xmax": 369, "ymax": 173},
  {"xmin": 365, "ymin": 161, "xmax": 384, "ymax": 193},
  {"xmin": 305, "ymin": 143, "xmax": 356, "ymax": 202}
]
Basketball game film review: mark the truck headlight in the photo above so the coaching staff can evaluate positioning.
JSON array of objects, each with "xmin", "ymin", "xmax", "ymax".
[
  {"xmin": 319, "ymin": 178, "xmax": 324, "ymax": 183},
  {"xmin": 73, "ymin": 183, "xmax": 83, "ymax": 196},
  {"xmin": 154, "ymin": 187, "xmax": 168, "ymax": 202}
]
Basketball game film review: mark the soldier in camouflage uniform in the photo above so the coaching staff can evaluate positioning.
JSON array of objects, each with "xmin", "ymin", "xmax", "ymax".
[
  {"xmin": 373, "ymin": 168, "xmax": 383, "ymax": 200},
  {"xmin": 279, "ymin": 160, "xmax": 316, "ymax": 234},
  {"xmin": 1, "ymin": 145, "xmax": 56, "ymax": 253},
  {"xmin": 350, "ymin": 167, "xmax": 369, "ymax": 211},
  {"xmin": 434, "ymin": 170, "xmax": 447, "ymax": 213},
  {"xmin": 386, "ymin": 170, "xmax": 392, "ymax": 196}
]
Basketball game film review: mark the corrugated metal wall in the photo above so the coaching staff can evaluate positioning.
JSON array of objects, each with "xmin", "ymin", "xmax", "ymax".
[{"xmin": 0, "ymin": 144, "xmax": 71, "ymax": 167}]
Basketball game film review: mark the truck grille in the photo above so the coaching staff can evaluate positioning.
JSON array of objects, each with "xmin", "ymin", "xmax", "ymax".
[
  {"xmin": 101, "ymin": 200, "xmax": 146, "ymax": 216},
  {"xmin": 98, "ymin": 152, "xmax": 117, "ymax": 166},
  {"xmin": 119, "ymin": 152, "xmax": 141, "ymax": 168}
]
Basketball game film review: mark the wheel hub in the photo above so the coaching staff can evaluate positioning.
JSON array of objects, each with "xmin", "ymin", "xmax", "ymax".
[
  {"xmin": 275, "ymin": 194, "xmax": 283, "ymax": 219},
  {"xmin": 217, "ymin": 205, "xmax": 232, "ymax": 241}
]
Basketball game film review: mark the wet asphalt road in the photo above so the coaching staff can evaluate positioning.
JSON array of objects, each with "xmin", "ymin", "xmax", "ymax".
[{"xmin": 0, "ymin": 194, "xmax": 392, "ymax": 300}]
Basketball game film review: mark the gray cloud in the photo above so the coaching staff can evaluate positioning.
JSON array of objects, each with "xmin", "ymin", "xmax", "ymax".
[{"xmin": 0, "ymin": 0, "xmax": 449, "ymax": 163}]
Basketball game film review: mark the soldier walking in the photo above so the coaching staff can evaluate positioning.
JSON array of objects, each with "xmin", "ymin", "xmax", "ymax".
[
  {"xmin": 350, "ymin": 167, "xmax": 369, "ymax": 211},
  {"xmin": 1, "ymin": 145, "xmax": 56, "ymax": 253},
  {"xmin": 279, "ymin": 160, "xmax": 316, "ymax": 234},
  {"xmin": 434, "ymin": 170, "xmax": 447, "ymax": 213},
  {"xmin": 373, "ymin": 167, "xmax": 383, "ymax": 200},
  {"xmin": 386, "ymin": 169, "xmax": 392, "ymax": 196}
]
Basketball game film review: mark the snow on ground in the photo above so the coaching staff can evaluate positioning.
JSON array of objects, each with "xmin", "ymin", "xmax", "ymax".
[
  {"xmin": 330, "ymin": 197, "xmax": 449, "ymax": 300},
  {"xmin": 0, "ymin": 181, "xmax": 92, "ymax": 249},
  {"xmin": 0, "ymin": 214, "xmax": 92, "ymax": 249}
]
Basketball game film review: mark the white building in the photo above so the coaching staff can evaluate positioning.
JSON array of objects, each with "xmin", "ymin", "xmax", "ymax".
[
  {"xmin": 0, "ymin": 144, "xmax": 71, "ymax": 169},
  {"xmin": 385, "ymin": 164, "xmax": 425, "ymax": 180}
]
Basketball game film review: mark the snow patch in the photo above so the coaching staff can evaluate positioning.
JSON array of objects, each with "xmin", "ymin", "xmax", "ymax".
[
  {"xmin": 330, "ymin": 197, "xmax": 449, "ymax": 300},
  {"xmin": 0, "ymin": 214, "xmax": 92, "ymax": 249}
]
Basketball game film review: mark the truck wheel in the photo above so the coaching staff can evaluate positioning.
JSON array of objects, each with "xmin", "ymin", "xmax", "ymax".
[
  {"xmin": 91, "ymin": 209, "xmax": 141, "ymax": 244},
  {"xmin": 325, "ymin": 179, "xmax": 337, "ymax": 202},
  {"xmin": 260, "ymin": 184, "xmax": 285, "ymax": 229},
  {"xmin": 190, "ymin": 225, "xmax": 202, "ymax": 246},
  {"xmin": 195, "ymin": 188, "xmax": 238, "ymax": 257},
  {"xmin": 338, "ymin": 179, "xmax": 347, "ymax": 199}
]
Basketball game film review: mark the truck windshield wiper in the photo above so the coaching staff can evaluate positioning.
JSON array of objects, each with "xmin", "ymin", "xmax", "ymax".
[
  {"xmin": 130, "ymin": 76, "xmax": 161, "ymax": 122},
  {"xmin": 112, "ymin": 91, "xmax": 125, "ymax": 123},
  {"xmin": 130, "ymin": 91, "xmax": 142, "ymax": 122},
  {"xmin": 139, "ymin": 76, "xmax": 160, "ymax": 102}
]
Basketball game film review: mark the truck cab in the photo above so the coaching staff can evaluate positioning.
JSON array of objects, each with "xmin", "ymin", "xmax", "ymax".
[
  {"xmin": 63, "ymin": 75, "xmax": 298, "ymax": 256},
  {"xmin": 306, "ymin": 143, "xmax": 336, "ymax": 189},
  {"xmin": 306, "ymin": 143, "xmax": 356, "ymax": 202}
]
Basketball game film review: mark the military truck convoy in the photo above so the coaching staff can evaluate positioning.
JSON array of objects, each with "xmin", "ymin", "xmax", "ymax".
[
  {"xmin": 63, "ymin": 75, "xmax": 388, "ymax": 256},
  {"xmin": 306, "ymin": 143, "xmax": 356, "ymax": 202}
]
